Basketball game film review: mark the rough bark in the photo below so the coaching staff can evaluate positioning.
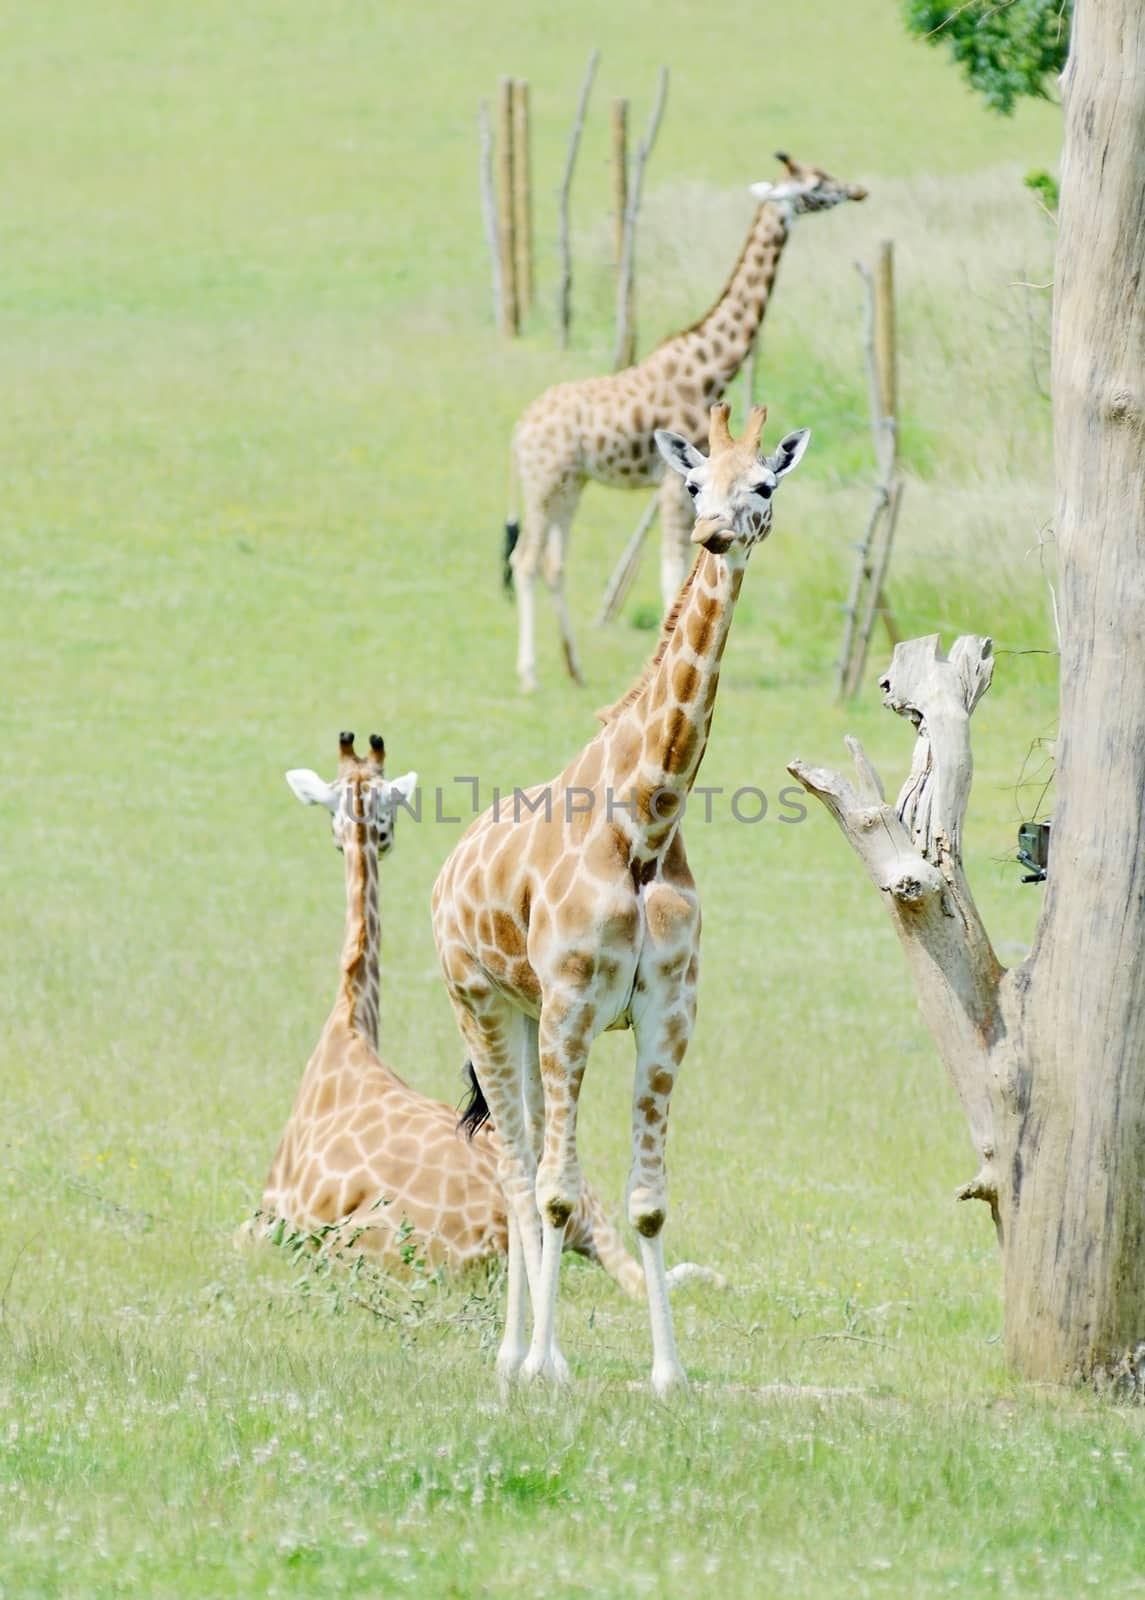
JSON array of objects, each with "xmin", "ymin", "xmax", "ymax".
[
  {"xmin": 1006, "ymin": 0, "xmax": 1145, "ymax": 1382},
  {"xmin": 792, "ymin": 0, "xmax": 1145, "ymax": 1390}
]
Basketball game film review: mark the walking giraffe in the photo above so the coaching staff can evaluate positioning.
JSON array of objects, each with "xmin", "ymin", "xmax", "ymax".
[
  {"xmin": 436, "ymin": 402, "xmax": 809, "ymax": 1392},
  {"xmin": 505, "ymin": 152, "xmax": 865, "ymax": 690},
  {"xmin": 248, "ymin": 731, "xmax": 714, "ymax": 1295}
]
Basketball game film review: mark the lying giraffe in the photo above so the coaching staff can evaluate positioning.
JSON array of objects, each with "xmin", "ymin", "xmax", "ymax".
[
  {"xmin": 505, "ymin": 152, "xmax": 866, "ymax": 690},
  {"xmin": 436, "ymin": 403, "xmax": 808, "ymax": 1393},
  {"xmin": 247, "ymin": 731, "xmax": 712, "ymax": 1296}
]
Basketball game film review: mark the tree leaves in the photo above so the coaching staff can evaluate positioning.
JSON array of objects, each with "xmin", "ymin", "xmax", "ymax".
[{"xmin": 905, "ymin": 0, "xmax": 1072, "ymax": 115}]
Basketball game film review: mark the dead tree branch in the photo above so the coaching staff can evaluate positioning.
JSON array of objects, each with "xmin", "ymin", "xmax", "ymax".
[
  {"xmin": 557, "ymin": 49, "xmax": 600, "ymax": 349},
  {"xmin": 791, "ymin": 634, "xmax": 1004, "ymax": 1234}
]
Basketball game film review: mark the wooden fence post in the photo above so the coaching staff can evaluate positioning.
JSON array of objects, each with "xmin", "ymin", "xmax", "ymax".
[
  {"xmin": 497, "ymin": 77, "xmax": 518, "ymax": 337},
  {"xmin": 874, "ymin": 239, "xmax": 896, "ymax": 423},
  {"xmin": 512, "ymin": 79, "xmax": 533, "ymax": 319}
]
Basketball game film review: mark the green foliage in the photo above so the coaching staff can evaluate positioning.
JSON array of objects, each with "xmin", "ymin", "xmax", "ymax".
[
  {"xmin": 905, "ymin": 0, "xmax": 1072, "ymax": 114},
  {"xmin": 1024, "ymin": 166, "xmax": 1061, "ymax": 212},
  {"xmin": 629, "ymin": 601, "xmax": 662, "ymax": 631},
  {"xmin": 258, "ymin": 1205, "xmax": 505, "ymax": 1347}
]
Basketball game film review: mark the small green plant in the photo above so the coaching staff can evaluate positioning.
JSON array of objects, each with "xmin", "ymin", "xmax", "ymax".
[
  {"xmin": 1024, "ymin": 167, "xmax": 1060, "ymax": 214},
  {"xmin": 256, "ymin": 1203, "xmax": 503, "ymax": 1349},
  {"xmin": 629, "ymin": 601, "xmax": 661, "ymax": 632}
]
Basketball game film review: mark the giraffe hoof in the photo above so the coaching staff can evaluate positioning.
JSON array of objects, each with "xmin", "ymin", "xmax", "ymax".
[
  {"xmin": 520, "ymin": 1349, "xmax": 571, "ymax": 1388},
  {"xmin": 496, "ymin": 1345, "xmax": 527, "ymax": 1391},
  {"xmin": 651, "ymin": 1361, "xmax": 689, "ymax": 1400},
  {"xmin": 519, "ymin": 673, "xmax": 538, "ymax": 695}
]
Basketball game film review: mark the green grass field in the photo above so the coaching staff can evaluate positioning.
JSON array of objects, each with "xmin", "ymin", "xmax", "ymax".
[{"xmin": 9, "ymin": 4, "xmax": 1142, "ymax": 1596}]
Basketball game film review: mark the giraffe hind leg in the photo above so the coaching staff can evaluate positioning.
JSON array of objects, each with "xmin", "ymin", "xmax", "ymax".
[
  {"xmin": 521, "ymin": 990, "xmax": 599, "ymax": 1386},
  {"xmin": 446, "ymin": 995, "xmax": 544, "ymax": 1384},
  {"xmin": 540, "ymin": 485, "xmax": 585, "ymax": 687}
]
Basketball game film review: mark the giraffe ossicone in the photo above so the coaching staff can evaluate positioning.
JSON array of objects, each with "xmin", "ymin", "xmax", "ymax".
[
  {"xmin": 436, "ymin": 402, "xmax": 807, "ymax": 1395},
  {"xmin": 248, "ymin": 732, "xmax": 691, "ymax": 1301},
  {"xmin": 504, "ymin": 151, "xmax": 865, "ymax": 691}
]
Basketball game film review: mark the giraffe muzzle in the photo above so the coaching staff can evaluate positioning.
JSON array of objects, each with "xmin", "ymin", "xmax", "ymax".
[{"xmin": 691, "ymin": 518, "xmax": 734, "ymax": 554}]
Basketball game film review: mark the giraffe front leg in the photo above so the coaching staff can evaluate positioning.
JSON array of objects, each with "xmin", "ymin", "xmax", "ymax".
[
  {"xmin": 514, "ymin": 556, "xmax": 540, "ymax": 694},
  {"xmin": 629, "ymin": 969, "xmax": 698, "ymax": 1398},
  {"xmin": 629, "ymin": 1046, "xmax": 687, "ymax": 1399}
]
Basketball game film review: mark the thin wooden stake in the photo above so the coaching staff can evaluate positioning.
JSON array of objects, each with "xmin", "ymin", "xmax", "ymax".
[
  {"xmin": 837, "ymin": 247, "xmax": 902, "ymax": 699},
  {"xmin": 512, "ymin": 79, "xmax": 533, "ymax": 319},
  {"xmin": 874, "ymin": 239, "xmax": 897, "ymax": 425},
  {"xmin": 612, "ymin": 67, "xmax": 668, "ymax": 372},
  {"xmin": 595, "ymin": 493, "xmax": 660, "ymax": 625},
  {"xmin": 477, "ymin": 102, "xmax": 503, "ymax": 330},
  {"xmin": 558, "ymin": 49, "xmax": 600, "ymax": 349},
  {"xmin": 497, "ymin": 77, "xmax": 518, "ymax": 337},
  {"xmin": 611, "ymin": 98, "xmax": 629, "ymax": 269}
]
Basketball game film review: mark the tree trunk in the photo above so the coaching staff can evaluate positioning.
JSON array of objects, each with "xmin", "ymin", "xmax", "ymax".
[
  {"xmin": 788, "ymin": 0, "xmax": 1145, "ymax": 1394},
  {"xmin": 1001, "ymin": 0, "xmax": 1145, "ymax": 1381}
]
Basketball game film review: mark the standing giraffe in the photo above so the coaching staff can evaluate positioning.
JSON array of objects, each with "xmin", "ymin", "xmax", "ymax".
[
  {"xmin": 435, "ymin": 402, "xmax": 809, "ymax": 1393},
  {"xmin": 505, "ymin": 152, "xmax": 865, "ymax": 690},
  {"xmin": 249, "ymin": 731, "xmax": 704, "ymax": 1296}
]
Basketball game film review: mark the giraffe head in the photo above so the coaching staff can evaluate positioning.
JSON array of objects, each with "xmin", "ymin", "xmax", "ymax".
[
  {"xmin": 654, "ymin": 403, "xmax": 809, "ymax": 556},
  {"xmin": 285, "ymin": 732, "xmax": 417, "ymax": 857},
  {"xmin": 750, "ymin": 152, "xmax": 868, "ymax": 215}
]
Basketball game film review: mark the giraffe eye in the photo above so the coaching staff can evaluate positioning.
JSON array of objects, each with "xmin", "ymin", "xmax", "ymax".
[
  {"xmin": 752, "ymin": 481, "xmax": 774, "ymax": 499},
  {"xmin": 685, "ymin": 480, "xmax": 700, "ymax": 497}
]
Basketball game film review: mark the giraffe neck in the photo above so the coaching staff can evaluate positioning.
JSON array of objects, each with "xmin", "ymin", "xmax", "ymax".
[
  {"xmin": 654, "ymin": 203, "xmax": 790, "ymax": 392},
  {"xmin": 336, "ymin": 829, "xmax": 380, "ymax": 1049},
  {"xmin": 608, "ymin": 549, "xmax": 744, "ymax": 855}
]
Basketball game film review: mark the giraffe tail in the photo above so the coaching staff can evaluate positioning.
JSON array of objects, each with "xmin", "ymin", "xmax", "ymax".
[
  {"xmin": 572, "ymin": 1185, "xmax": 728, "ymax": 1299},
  {"xmin": 503, "ymin": 428, "xmax": 521, "ymax": 594},
  {"xmin": 575, "ymin": 1188, "xmax": 645, "ymax": 1299},
  {"xmin": 457, "ymin": 1060, "xmax": 492, "ymax": 1140},
  {"xmin": 665, "ymin": 1262, "xmax": 729, "ymax": 1291}
]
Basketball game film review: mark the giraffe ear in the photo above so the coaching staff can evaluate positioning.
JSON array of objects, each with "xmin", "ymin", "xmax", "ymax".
[
  {"xmin": 285, "ymin": 769, "xmax": 338, "ymax": 812},
  {"xmin": 388, "ymin": 771, "xmax": 418, "ymax": 807},
  {"xmin": 768, "ymin": 428, "xmax": 811, "ymax": 480},
  {"xmin": 750, "ymin": 179, "xmax": 800, "ymax": 204},
  {"xmin": 654, "ymin": 430, "xmax": 705, "ymax": 479}
]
